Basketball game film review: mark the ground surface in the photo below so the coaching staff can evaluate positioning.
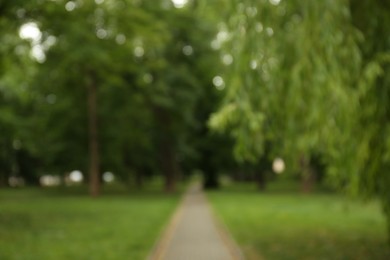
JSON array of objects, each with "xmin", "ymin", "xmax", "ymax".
[
  {"xmin": 149, "ymin": 183, "xmax": 242, "ymax": 260},
  {"xmin": 3, "ymin": 182, "xmax": 389, "ymax": 260},
  {"xmin": 0, "ymin": 186, "xmax": 179, "ymax": 260},
  {"xmin": 208, "ymin": 184, "xmax": 390, "ymax": 260}
]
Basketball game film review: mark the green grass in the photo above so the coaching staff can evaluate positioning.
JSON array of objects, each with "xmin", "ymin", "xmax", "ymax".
[
  {"xmin": 0, "ymin": 185, "xmax": 180, "ymax": 260},
  {"xmin": 208, "ymin": 183, "xmax": 390, "ymax": 260}
]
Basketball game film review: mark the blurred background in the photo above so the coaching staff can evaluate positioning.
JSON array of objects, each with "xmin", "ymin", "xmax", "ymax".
[{"xmin": 0, "ymin": 0, "xmax": 389, "ymax": 259}]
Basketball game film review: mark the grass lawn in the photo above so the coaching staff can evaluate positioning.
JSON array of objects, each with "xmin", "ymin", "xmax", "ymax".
[
  {"xmin": 208, "ymin": 182, "xmax": 390, "ymax": 260},
  {"xmin": 0, "ymin": 184, "xmax": 180, "ymax": 260}
]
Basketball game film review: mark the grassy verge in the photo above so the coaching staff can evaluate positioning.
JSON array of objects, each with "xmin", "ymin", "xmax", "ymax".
[
  {"xmin": 208, "ymin": 183, "xmax": 390, "ymax": 260},
  {"xmin": 0, "ymin": 185, "xmax": 180, "ymax": 260}
]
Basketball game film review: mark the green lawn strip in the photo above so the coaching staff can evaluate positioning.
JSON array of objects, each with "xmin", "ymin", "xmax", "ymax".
[
  {"xmin": 0, "ymin": 188, "xmax": 180, "ymax": 260},
  {"xmin": 208, "ymin": 189, "xmax": 390, "ymax": 260}
]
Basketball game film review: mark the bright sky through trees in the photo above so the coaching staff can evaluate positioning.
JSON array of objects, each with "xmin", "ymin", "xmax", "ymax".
[
  {"xmin": 269, "ymin": 0, "xmax": 281, "ymax": 6},
  {"xmin": 19, "ymin": 22, "xmax": 45, "ymax": 62},
  {"xmin": 19, "ymin": 22, "xmax": 41, "ymax": 41},
  {"xmin": 171, "ymin": 0, "xmax": 188, "ymax": 8}
]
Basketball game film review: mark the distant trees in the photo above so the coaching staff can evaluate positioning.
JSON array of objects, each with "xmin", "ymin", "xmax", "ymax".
[
  {"xmin": 1, "ymin": 0, "xmax": 229, "ymax": 194},
  {"xmin": 28, "ymin": 0, "xmax": 222, "ymax": 195}
]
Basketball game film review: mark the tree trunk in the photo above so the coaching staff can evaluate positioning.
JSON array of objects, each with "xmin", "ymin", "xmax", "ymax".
[
  {"xmin": 256, "ymin": 155, "xmax": 270, "ymax": 191},
  {"xmin": 256, "ymin": 171, "xmax": 267, "ymax": 191},
  {"xmin": 153, "ymin": 106, "xmax": 178, "ymax": 193},
  {"xmin": 0, "ymin": 171, "xmax": 6, "ymax": 187},
  {"xmin": 202, "ymin": 149, "xmax": 219, "ymax": 189},
  {"xmin": 300, "ymin": 155, "xmax": 315, "ymax": 193},
  {"xmin": 0, "ymin": 144, "xmax": 11, "ymax": 187},
  {"xmin": 160, "ymin": 141, "xmax": 177, "ymax": 193},
  {"xmin": 384, "ymin": 200, "xmax": 390, "ymax": 246},
  {"xmin": 135, "ymin": 171, "xmax": 144, "ymax": 189},
  {"xmin": 203, "ymin": 171, "xmax": 219, "ymax": 189},
  {"xmin": 87, "ymin": 74, "xmax": 100, "ymax": 197}
]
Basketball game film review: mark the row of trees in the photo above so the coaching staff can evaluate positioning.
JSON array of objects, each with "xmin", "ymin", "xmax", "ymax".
[
  {"xmin": 0, "ymin": 0, "xmax": 236, "ymax": 195},
  {"xmin": 209, "ymin": 0, "xmax": 390, "ymax": 239}
]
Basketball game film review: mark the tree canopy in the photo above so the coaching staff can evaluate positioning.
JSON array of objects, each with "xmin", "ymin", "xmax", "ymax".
[
  {"xmin": 0, "ymin": 0, "xmax": 228, "ymax": 194},
  {"xmin": 209, "ymin": 0, "xmax": 390, "ymax": 237}
]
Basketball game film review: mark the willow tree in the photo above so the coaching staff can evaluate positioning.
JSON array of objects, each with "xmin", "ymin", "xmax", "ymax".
[
  {"xmin": 209, "ymin": 0, "xmax": 390, "ymax": 240},
  {"xmin": 210, "ymin": 0, "xmax": 360, "ymax": 185},
  {"xmin": 347, "ymin": 0, "xmax": 390, "ymax": 240}
]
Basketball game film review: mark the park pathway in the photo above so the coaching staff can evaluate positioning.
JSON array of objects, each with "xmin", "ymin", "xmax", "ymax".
[{"xmin": 148, "ymin": 182, "xmax": 243, "ymax": 260}]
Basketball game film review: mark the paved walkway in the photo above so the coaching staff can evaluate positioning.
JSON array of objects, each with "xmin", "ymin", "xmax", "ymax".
[{"xmin": 149, "ymin": 183, "xmax": 243, "ymax": 260}]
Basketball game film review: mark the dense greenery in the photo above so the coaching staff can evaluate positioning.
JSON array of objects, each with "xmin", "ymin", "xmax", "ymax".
[
  {"xmin": 208, "ymin": 183, "xmax": 390, "ymax": 259},
  {"xmin": 0, "ymin": 0, "xmax": 230, "ymax": 194},
  {"xmin": 1, "ymin": 0, "xmax": 390, "ymax": 249},
  {"xmin": 209, "ymin": 0, "xmax": 390, "ymax": 239}
]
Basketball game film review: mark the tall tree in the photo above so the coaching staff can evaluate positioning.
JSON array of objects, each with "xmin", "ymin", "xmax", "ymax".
[
  {"xmin": 210, "ymin": 0, "xmax": 360, "ymax": 182},
  {"xmin": 135, "ymin": 1, "xmax": 225, "ymax": 192},
  {"xmin": 27, "ymin": 0, "xmax": 167, "ymax": 196},
  {"xmin": 347, "ymin": 0, "xmax": 390, "ymax": 240},
  {"xmin": 208, "ymin": 0, "xmax": 390, "ymax": 240},
  {"xmin": 0, "ymin": 0, "xmax": 40, "ymax": 186}
]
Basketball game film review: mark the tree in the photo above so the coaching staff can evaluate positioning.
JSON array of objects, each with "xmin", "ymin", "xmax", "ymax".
[
  {"xmin": 9, "ymin": 0, "xmax": 224, "ymax": 195},
  {"xmin": 0, "ymin": 0, "xmax": 41, "ymax": 186},
  {"xmin": 26, "ymin": 0, "xmax": 168, "ymax": 196},
  {"xmin": 210, "ymin": 0, "xmax": 359, "ymax": 185},
  {"xmin": 208, "ymin": 0, "xmax": 390, "ymax": 241},
  {"xmin": 347, "ymin": 0, "xmax": 390, "ymax": 241},
  {"xmin": 130, "ymin": 1, "xmax": 226, "ymax": 192}
]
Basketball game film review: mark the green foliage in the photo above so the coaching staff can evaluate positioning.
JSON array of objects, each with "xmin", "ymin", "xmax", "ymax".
[
  {"xmin": 210, "ymin": 0, "xmax": 360, "ymax": 165},
  {"xmin": 208, "ymin": 0, "xmax": 390, "ymax": 241},
  {"xmin": 0, "ymin": 2, "xmax": 40, "ymax": 184},
  {"xmin": 0, "ymin": 0, "xmax": 228, "ymax": 191}
]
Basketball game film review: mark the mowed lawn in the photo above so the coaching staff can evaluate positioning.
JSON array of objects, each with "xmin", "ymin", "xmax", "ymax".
[
  {"xmin": 0, "ymin": 186, "xmax": 180, "ymax": 260},
  {"xmin": 208, "ymin": 184, "xmax": 390, "ymax": 260}
]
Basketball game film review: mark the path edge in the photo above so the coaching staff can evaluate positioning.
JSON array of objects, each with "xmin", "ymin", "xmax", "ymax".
[
  {"xmin": 147, "ymin": 189, "xmax": 187, "ymax": 260},
  {"xmin": 205, "ymin": 193, "xmax": 246, "ymax": 260}
]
